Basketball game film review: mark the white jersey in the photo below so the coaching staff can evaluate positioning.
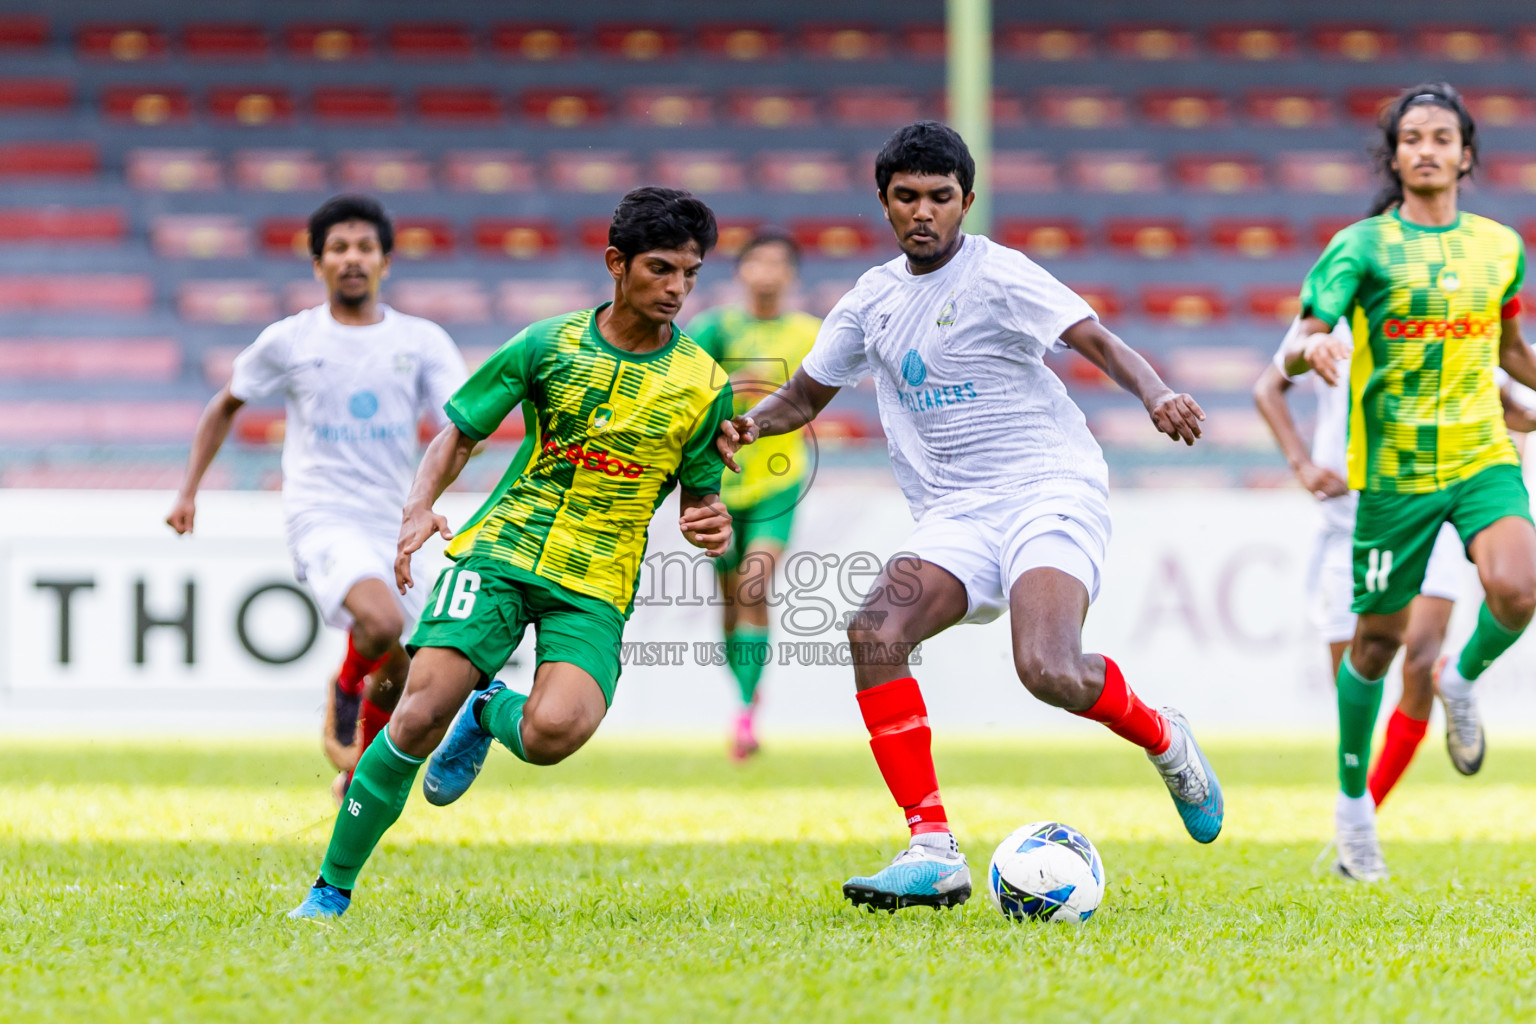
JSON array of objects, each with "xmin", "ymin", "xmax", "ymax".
[
  {"xmin": 229, "ymin": 303, "xmax": 468, "ymax": 533},
  {"xmin": 801, "ymin": 233, "xmax": 1105, "ymax": 520}
]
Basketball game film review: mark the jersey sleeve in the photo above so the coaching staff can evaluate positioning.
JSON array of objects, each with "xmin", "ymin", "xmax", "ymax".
[
  {"xmin": 989, "ymin": 247, "xmax": 1097, "ymax": 354},
  {"xmin": 1301, "ymin": 226, "xmax": 1369, "ymax": 325},
  {"xmin": 444, "ymin": 330, "xmax": 538, "ymax": 441},
  {"xmin": 1502, "ymin": 237, "xmax": 1526, "ymax": 315},
  {"xmin": 418, "ymin": 324, "xmax": 470, "ymax": 430},
  {"xmin": 801, "ymin": 287, "xmax": 870, "ymax": 386},
  {"xmin": 228, "ymin": 320, "xmax": 293, "ymax": 401},
  {"xmin": 676, "ymin": 383, "xmax": 735, "ymax": 497}
]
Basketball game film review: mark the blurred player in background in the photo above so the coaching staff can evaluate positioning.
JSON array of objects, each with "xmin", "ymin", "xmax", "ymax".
[
  {"xmin": 166, "ymin": 194, "xmax": 468, "ymax": 798},
  {"xmin": 689, "ymin": 229, "xmax": 820, "ymax": 759},
  {"xmin": 1293, "ymin": 84, "xmax": 1536, "ymax": 882},
  {"xmin": 719, "ymin": 122, "xmax": 1224, "ymax": 913},
  {"xmin": 288, "ymin": 187, "xmax": 734, "ymax": 919}
]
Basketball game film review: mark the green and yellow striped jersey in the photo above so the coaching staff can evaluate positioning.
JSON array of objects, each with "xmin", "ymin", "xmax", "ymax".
[
  {"xmin": 444, "ymin": 305, "xmax": 733, "ymax": 615},
  {"xmin": 1302, "ymin": 209, "xmax": 1526, "ymax": 493},
  {"xmin": 688, "ymin": 306, "xmax": 820, "ymax": 507}
]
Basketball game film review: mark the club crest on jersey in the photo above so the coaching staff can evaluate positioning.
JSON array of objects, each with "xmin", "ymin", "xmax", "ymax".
[
  {"xmin": 900, "ymin": 350, "xmax": 928, "ymax": 387},
  {"xmin": 936, "ymin": 296, "xmax": 957, "ymax": 327},
  {"xmin": 348, "ymin": 390, "xmax": 379, "ymax": 419},
  {"xmin": 588, "ymin": 403, "xmax": 616, "ymax": 435},
  {"xmin": 393, "ymin": 353, "xmax": 415, "ymax": 374},
  {"xmin": 1437, "ymin": 268, "xmax": 1461, "ymax": 294}
]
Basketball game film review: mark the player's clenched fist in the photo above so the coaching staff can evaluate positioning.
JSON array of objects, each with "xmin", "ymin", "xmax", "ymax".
[
  {"xmin": 1304, "ymin": 331, "xmax": 1351, "ymax": 387},
  {"xmin": 395, "ymin": 504, "xmax": 453, "ymax": 592},
  {"xmin": 716, "ymin": 415, "xmax": 759, "ymax": 473},
  {"xmin": 679, "ymin": 500, "xmax": 732, "ymax": 557},
  {"xmin": 165, "ymin": 494, "xmax": 196, "ymax": 535},
  {"xmin": 1149, "ymin": 391, "xmax": 1205, "ymax": 446}
]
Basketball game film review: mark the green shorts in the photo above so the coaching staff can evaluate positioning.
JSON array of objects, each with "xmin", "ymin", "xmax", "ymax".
[
  {"xmin": 717, "ymin": 483, "xmax": 801, "ymax": 574},
  {"xmin": 407, "ymin": 556, "xmax": 627, "ymax": 705},
  {"xmin": 1352, "ymin": 462, "xmax": 1532, "ymax": 616}
]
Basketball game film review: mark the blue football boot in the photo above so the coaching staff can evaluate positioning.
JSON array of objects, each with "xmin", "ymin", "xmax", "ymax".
[
  {"xmin": 842, "ymin": 839, "xmax": 972, "ymax": 912},
  {"xmin": 1150, "ymin": 707, "xmax": 1224, "ymax": 844},
  {"xmin": 422, "ymin": 681, "xmax": 503, "ymax": 806},
  {"xmin": 287, "ymin": 881, "xmax": 350, "ymax": 920}
]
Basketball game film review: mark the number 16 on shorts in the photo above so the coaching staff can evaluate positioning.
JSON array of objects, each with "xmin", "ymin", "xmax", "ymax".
[
  {"xmin": 430, "ymin": 567, "xmax": 481, "ymax": 619},
  {"xmin": 1364, "ymin": 548, "xmax": 1394, "ymax": 593}
]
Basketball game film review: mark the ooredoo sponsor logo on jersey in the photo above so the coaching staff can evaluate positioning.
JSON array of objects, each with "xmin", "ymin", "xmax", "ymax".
[
  {"xmin": 1383, "ymin": 314, "xmax": 1499, "ymax": 340},
  {"xmin": 544, "ymin": 438, "xmax": 648, "ymax": 479}
]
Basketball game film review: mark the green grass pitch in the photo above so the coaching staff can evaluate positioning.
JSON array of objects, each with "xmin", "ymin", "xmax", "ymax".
[{"xmin": 5, "ymin": 734, "xmax": 1536, "ymax": 1022}]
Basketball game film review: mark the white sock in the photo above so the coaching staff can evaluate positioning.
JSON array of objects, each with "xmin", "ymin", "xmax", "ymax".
[
  {"xmin": 910, "ymin": 831, "xmax": 959, "ymax": 855},
  {"xmin": 1149, "ymin": 719, "xmax": 1186, "ymax": 766},
  {"xmin": 1438, "ymin": 658, "xmax": 1474, "ymax": 701},
  {"xmin": 1335, "ymin": 791, "xmax": 1375, "ymax": 829}
]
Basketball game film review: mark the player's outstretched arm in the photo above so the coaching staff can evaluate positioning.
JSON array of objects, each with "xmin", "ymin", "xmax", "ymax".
[
  {"xmin": 1497, "ymin": 317, "xmax": 1536, "ymax": 394},
  {"xmin": 678, "ymin": 492, "xmax": 732, "ymax": 557},
  {"xmin": 1061, "ymin": 318, "xmax": 1204, "ymax": 446},
  {"xmin": 717, "ymin": 367, "xmax": 839, "ymax": 472},
  {"xmin": 1252, "ymin": 363, "xmax": 1347, "ymax": 500},
  {"xmin": 395, "ymin": 424, "xmax": 476, "ymax": 592},
  {"xmin": 166, "ymin": 384, "xmax": 245, "ymax": 535}
]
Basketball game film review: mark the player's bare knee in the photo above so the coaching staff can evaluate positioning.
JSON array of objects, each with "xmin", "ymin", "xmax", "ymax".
[
  {"xmin": 1485, "ymin": 578, "xmax": 1536, "ymax": 630},
  {"xmin": 1351, "ymin": 630, "xmax": 1402, "ymax": 679},
  {"xmin": 1013, "ymin": 651, "xmax": 1086, "ymax": 709},
  {"xmin": 389, "ymin": 695, "xmax": 451, "ymax": 756},
  {"xmin": 520, "ymin": 707, "xmax": 593, "ymax": 764}
]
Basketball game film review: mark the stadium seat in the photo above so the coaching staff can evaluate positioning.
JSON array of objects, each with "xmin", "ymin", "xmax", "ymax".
[
  {"xmin": 1415, "ymin": 25, "xmax": 1501, "ymax": 62},
  {"xmin": 393, "ymin": 220, "xmax": 455, "ymax": 259},
  {"xmin": 337, "ymin": 150, "xmax": 432, "ymax": 192},
  {"xmin": 208, "ymin": 87, "xmax": 294, "ymax": 126},
  {"xmin": 387, "ymin": 22, "xmax": 475, "ymax": 58},
  {"xmin": 697, "ymin": 23, "xmax": 783, "ymax": 60},
  {"xmin": 489, "ymin": 24, "xmax": 577, "ymax": 61},
  {"xmin": 1519, "ymin": 27, "xmax": 1536, "ymax": 60},
  {"xmin": 900, "ymin": 25, "xmax": 946, "ymax": 59},
  {"xmin": 76, "ymin": 24, "xmax": 168, "ymax": 61},
  {"xmin": 1173, "ymin": 154, "xmax": 1266, "ymax": 193},
  {"xmin": 1345, "ymin": 87, "xmax": 1399, "ymax": 124},
  {"xmin": 1464, "ymin": 89, "xmax": 1534, "ymax": 128},
  {"xmin": 799, "ymin": 24, "xmax": 889, "ymax": 60},
  {"xmin": 1208, "ymin": 24, "xmax": 1298, "ymax": 60},
  {"xmin": 1141, "ymin": 90, "xmax": 1228, "ymax": 129},
  {"xmin": 0, "ymin": 78, "xmax": 73, "ymax": 113},
  {"xmin": 473, "ymin": 219, "xmax": 560, "ymax": 260},
  {"xmin": 0, "ymin": 274, "xmax": 151, "ymax": 313},
  {"xmin": 151, "ymin": 215, "xmax": 252, "ymax": 259},
  {"xmin": 1106, "ymin": 218, "xmax": 1191, "ymax": 259},
  {"xmin": 998, "ymin": 25, "xmax": 1093, "ymax": 60},
  {"xmin": 758, "ymin": 152, "xmax": 853, "ymax": 193},
  {"xmin": 1246, "ymin": 285, "xmax": 1303, "ymax": 324},
  {"xmin": 521, "ymin": 88, "xmax": 607, "ymax": 127},
  {"xmin": 389, "ymin": 280, "xmax": 490, "ymax": 324},
  {"xmin": 1246, "ymin": 90, "xmax": 1333, "ymax": 128},
  {"xmin": 178, "ymin": 280, "xmax": 278, "ymax": 324},
  {"xmin": 1201, "ymin": 408, "xmax": 1273, "ymax": 452},
  {"xmin": 575, "ymin": 218, "xmax": 614, "ymax": 251},
  {"xmin": 1312, "ymin": 217, "xmax": 1356, "ymax": 248},
  {"xmin": 0, "ymin": 338, "xmax": 179, "ymax": 380},
  {"xmin": 946, "ymin": 90, "xmax": 1027, "ymax": 127},
  {"xmin": 0, "ymin": 207, "xmax": 124, "ymax": 244},
  {"xmin": 1141, "ymin": 286, "xmax": 1228, "ymax": 326},
  {"xmin": 1312, "ymin": 24, "xmax": 1398, "ymax": 61},
  {"xmin": 1038, "ymin": 88, "xmax": 1126, "ymax": 129},
  {"xmin": 1063, "ymin": 284, "xmax": 1122, "ymax": 318},
  {"xmin": 102, "ymin": 85, "xmax": 191, "ymax": 125},
  {"xmin": 713, "ymin": 219, "xmax": 764, "ymax": 257},
  {"xmin": 259, "ymin": 218, "xmax": 309, "ymax": 259},
  {"xmin": 233, "ymin": 407, "xmax": 285, "ymax": 445},
  {"xmin": 829, "ymin": 88, "xmax": 925, "ymax": 127},
  {"xmin": 0, "ymin": 142, "xmax": 97, "ymax": 180},
  {"xmin": 1068, "ymin": 151, "xmax": 1163, "ymax": 193},
  {"xmin": 653, "ymin": 151, "xmax": 746, "ymax": 193},
  {"xmin": 0, "ymin": 16, "xmax": 47, "ymax": 51},
  {"xmin": 200, "ymin": 345, "xmax": 240, "ymax": 385},
  {"xmin": 622, "ymin": 88, "xmax": 714, "ymax": 127},
  {"xmin": 547, "ymin": 150, "xmax": 640, "ymax": 193},
  {"xmin": 441, "ymin": 150, "xmax": 537, "ymax": 193},
  {"xmin": 790, "ymin": 219, "xmax": 881, "ymax": 258},
  {"xmin": 233, "ymin": 149, "xmax": 326, "ymax": 192},
  {"xmin": 498, "ymin": 280, "xmax": 598, "ymax": 326},
  {"xmin": 1166, "ymin": 346, "xmax": 1268, "ymax": 392},
  {"xmin": 1209, "ymin": 218, "xmax": 1295, "ymax": 259},
  {"xmin": 126, "ymin": 148, "xmax": 219, "ymax": 190},
  {"xmin": 1277, "ymin": 152, "xmax": 1370, "ymax": 194},
  {"xmin": 0, "ymin": 401, "xmax": 203, "ymax": 443},
  {"xmin": 594, "ymin": 24, "xmax": 681, "ymax": 60},
  {"xmin": 181, "ymin": 23, "xmax": 268, "ymax": 59},
  {"xmin": 416, "ymin": 88, "xmax": 503, "ymax": 122},
  {"xmin": 725, "ymin": 89, "xmax": 817, "ymax": 129},
  {"xmin": 1088, "ymin": 409, "xmax": 1171, "ymax": 450},
  {"xmin": 312, "ymin": 87, "xmax": 400, "ymax": 122},
  {"xmin": 284, "ymin": 24, "xmax": 369, "ymax": 61},
  {"xmin": 1105, "ymin": 24, "xmax": 1196, "ymax": 60},
  {"xmin": 283, "ymin": 280, "xmax": 325, "ymax": 313},
  {"xmin": 999, "ymin": 219, "xmax": 1087, "ymax": 259},
  {"xmin": 991, "ymin": 151, "xmax": 1059, "ymax": 193},
  {"xmin": 813, "ymin": 410, "xmax": 883, "ymax": 441},
  {"xmin": 1521, "ymin": 221, "xmax": 1536, "ymax": 248},
  {"xmin": 1486, "ymin": 156, "xmax": 1536, "ymax": 194},
  {"xmin": 806, "ymin": 280, "xmax": 857, "ymax": 317},
  {"xmin": 1048, "ymin": 351, "xmax": 1113, "ymax": 391}
]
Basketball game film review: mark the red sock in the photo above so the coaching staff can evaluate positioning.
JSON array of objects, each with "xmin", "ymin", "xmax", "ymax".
[
  {"xmin": 1075, "ymin": 657, "xmax": 1170, "ymax": 754},
  {"xmin": 857, "ymin": 677, "xmax": 949, "ymax": 835},
  {"xmin": 358, "ymin": 697, "xmax": 391, "ymax": 753},
  {"xmin": 337, "ymin": 635, "xmax": 389, "ymax": 697},
  {"xmin": 1369, "ymin": 708, "xmax": 1429, "ymax": 807}
]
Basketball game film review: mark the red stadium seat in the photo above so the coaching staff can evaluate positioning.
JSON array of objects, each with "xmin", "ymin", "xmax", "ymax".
[
  {"xmin": 0, "ymin": 16, "xmax": 47, "ymax": 50},
  {"xmin": 442, "ymin": 150, "xmax": 537, "ymax": 193},
  {"xmin": 0, "ymin": 274, "xmax": 151, "ymax": 313},
  {"xmin": 76, "ymin": 24, "xmax": 167, "ymax": 61},
  {"xmin": 1463, "ymin": 89, "xmax": 1535, "ymax": 128},
  {"xmin": 232, "ymin": 407, "xmax": 286, "ymax": 445},
  {"xmin": 1067, "ymin": 151, "xmax": 1163, "ymax": 193},
  {"xmin": 208, "ymin": 87, "xmax": 294, "ymax": 126},
  {"xmin": 726, "ymin": 90, "xmax": 817, "ymax": 129},
  {"xmin": 1415, "ymin": 25, "xmax": 1502, "ymax": 62},
  {"xmin": 1038, "ymin": 88, "xmax": 1126, "ymax": 129},
  {"xmin": 1106, "ymin": 218, "xmax": 1191, "ymax": 259},
  {"xmin": 1173, "ymin": 154, "xmax": 1266, "ymax": 193},
  {"xmin": 151, "ymin": 215, "xmax": 252, "ymax": 259},
  {"xmin": 991, "ymin": 151, "xmax": 1058, "ymax": 193},
  {"xmin": 388, "ymin": 22, "xmax": 475, "ymax": 58},
  {"xmin": 829, "ymin": 88, "xmax": 924, "ymax": 127},
  {"xmin": 622, "ymin": 88, "xmax": 713, "ymax": 127},
  {"xmin": 337, "ymin": 150, "xmax": 431, "ymax": 192},
  {"xmin": 790, "ymin": 219, "xmax": 881, "ymax": 258},
  {"xmin": 594, "ymin": 24, "xmax": 680, "ymax": 60},
  {"xmin": 1141, "ymin": 90, "xmax": 1228, "ymax": 129},
  {"xmin": 125, "ymin": 148, "xmax": 219, "ymax": 190},
  {"xmin": 547, "ymin": 150, "xmax": 640, "ymax": 193},
  {"xmin": 1141, "ymin": 286, "xmax": 1228, "ymax": 325},
  {"xmin": 473, "ymin": 219, "xmax": 561, "ymax": 259},
  {"xmin": 576, "ymin": 218, "xmax": 615, "ymax": 251},
  {"xmin": 283, "ymin": 281, "xmax": 325, "ymax": 314},
  {"xmin": 1486, "ymin": 156, "xmax": 1536, "ymax": 194},
  {"xmin": 1312, "ymin": 217, "xmax": 1357, "ymax": 248},
  {"xmin": 799, "ymin": 24, "xmax": 889, "ymax": 60},
  {"xmin": 102, "ymin": 85, "xmax": 190, "ymax": 125},
  {"xmin": 938, "ymin": 90, "xmax": 1027, "ymax": 127},
  {"xmin": 1208, "ymin": 24, "xmax": 1297, "ymax": 60},
  {"xmin": 1246, "ymin": 90, "xmax": 1333, "ymax": 129},
  {"xmin": 698, "ymin": 24, "xmax": 783, "ymax": 60},
  {"xmin": 0, "ymin": 402, "xmax": 203, "ymax": 444},
  {"xmin": 233, "ymin": 149, "xmax": 325, "ymax": 192},
  {"xmin": 416, "ymin": 87, "xmax": 503, "ymax": 122},
  {"xmin": 0, "ymin": 207, "xmax": 124, "ymax": 244},
  {"xmin": 521, "ymin": 88, "xmax": 607, "ymax": 127},
  {"xmin": 1063, "ymin": 284, "xmax": 1122, "ymax": 318},
  {"xmin": 998, "ymin": 25, "xmax": 1092, "ymax": 60},
  {"xmin": 0, "ymin": 142, "xmax": 97, "ymax": 179},
  {"xmin": 713, "ymin": 219, "xmax": 765, "ymax": 257},
  {"xmin": 490, "ymin": 24, "xmax": 577, "ymax": 61},
  {"xmin": 1105, "ymin": 24, "xmax": 1196, "ymax": 60},
  {"xmin": 312, "ymin": 87, "xmax": 399, "ymax": 121},
  {"xmin": 1247, "ymin": 286, "xmax": 1304, "ymax": 324},
  {"xmin": 393, "ymin": 220, "xmax": 454, "ymax": 259},
  {"xmin": 1312, "ymin": 25, "xmax": 1398, "ymax": 61},
  {"xmin": 901, "ymin": 25, "xmax": 946, "ymax": 59},
  {"xmin": 285, "ymin": 24, "xmax": 369, "ymax": 61},
  {"xmin": 178, "ymin": 280, "xmax": 277, "ymax": 323},
  {"xmin": 182, "ymin": 23, "xmax": 267, "ymax": 59},
  {"xmin": 1344, "ymin": 87, "xmax": 1399, "ymax": 124},
  {"xmin": 1521, "ymin": 222, "xmax": 1536, "ymax": 248},
  {"xmin": 201, "ymin": 345, "xmax": 241, "ymax": 385},
  {"xmin": 1277, "ymin": 152, "xmax": 1370, "ymax": 194},
  {"xmin": 1519, "ymin": 27, "xmax": 1536, "ymax": 61},
  {"xmin": 0, "ymin": 78, "xmax": 73, "ymax": 113},
  {"xmin": 259, "ymin": 218, "xmax": 309, "ymax": 258},
  {"xmin": 1166, "ymin": 346, "xmax": 1268, "ymax": 392},
  {"xmin": 1202, "ymin": 409, "xmax": 1274, "ymax": 453},
  {"xmin": 999, "ymin": 219, "xmax": 1087, "ymax": 259},
  {"xmin": 1209, "ymin": 219, "xmax": 1295, "ymax": 258},
  {"xmin": 1049, "ymin": 351, "xmax": 1113, "ymax": 391},
  {"xmin": 758, "ymin": 152, "xmax": 853, "ymax": 193},
  {"xmin": 653, "ymin": 150, "xmax": 746, "ymax": 193},
  {"xmin": 499, "ymin": 280, "xmax": 601, "ymax": 327},
  {"xmin": 1090, "ymin": 409, "xmax": 1176, "ymax": 449},
  {"xmin": 0, "ymin": 338, "xmax": 179, "ymax": 380}
]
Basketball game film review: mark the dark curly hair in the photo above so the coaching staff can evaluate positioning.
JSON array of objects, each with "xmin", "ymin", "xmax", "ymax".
[
  {"xmin": 307, "ymin": 194, "xmax": 393, "ymax": 259},
  {"xmin": 1368, "ymin": 82, "xmax": 1479, "ymax": 217},
  {"xmin": 608, "ymin": 186, "xmax": 718, "ymax": 263}
]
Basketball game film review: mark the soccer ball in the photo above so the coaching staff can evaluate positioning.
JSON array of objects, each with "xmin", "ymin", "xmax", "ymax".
[{"xmin": 987, "ymin": 821, "xmax": 1105, "ymax": 923}]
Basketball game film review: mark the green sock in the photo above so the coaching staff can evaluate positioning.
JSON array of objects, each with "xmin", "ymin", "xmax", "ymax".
[
  {"xmin": 1456, "ymin": 601, "xmax": 1525, "ymax": 682},
  {"xmin": 726, "ymin": 624, "xmax": 770, "ymax": 706},
  {"xmin": 480, "ymin": 687, "xmax": 531, "ymax": 763},
  {"xmin": 1336, "ymin": 649, "xmax": 1385, "ymax": 799},
  {"xmin": 319, "ymin": 729, "xmax": 423, "ymax": 890}
]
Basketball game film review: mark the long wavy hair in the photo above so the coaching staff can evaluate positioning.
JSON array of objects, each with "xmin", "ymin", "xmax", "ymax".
[{"xmin": 1368, "ymin": 82, "xmax": 1479, "ymax": 217}]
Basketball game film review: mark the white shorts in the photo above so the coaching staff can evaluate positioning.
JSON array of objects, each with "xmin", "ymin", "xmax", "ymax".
[
  {"xmin": 903, "ymin": 487, "xmax": 1112, "ymax": 626},
  {"xmin": 1310, "ymin": 520, "xmax": 1472, "ymax": 644},
  {"xmin": 287, "ymin": 516, "xmax": 429, "ymax": 631}
]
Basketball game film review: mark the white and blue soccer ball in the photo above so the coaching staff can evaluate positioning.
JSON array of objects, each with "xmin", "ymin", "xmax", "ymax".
[{"xmin": 987, "ymin": 821, "xmax": 1106, "ymax": 924}]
